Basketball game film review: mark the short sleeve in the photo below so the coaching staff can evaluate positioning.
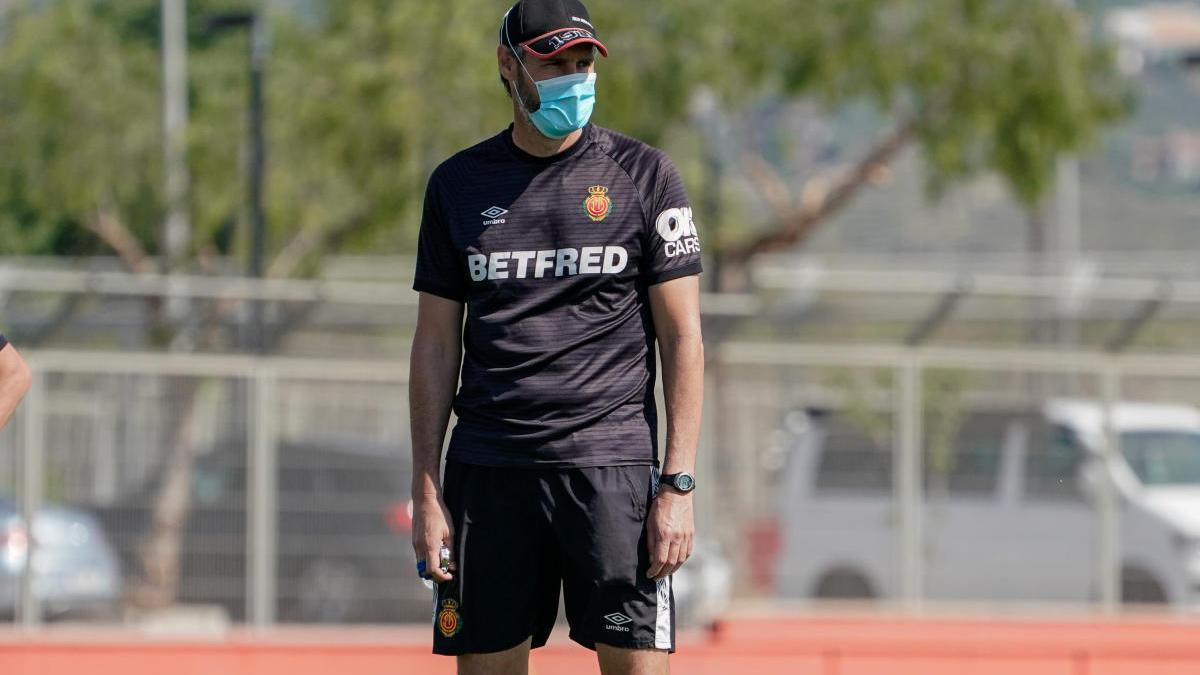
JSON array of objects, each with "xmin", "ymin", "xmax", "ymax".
[
  {"xmin": 642, "ymin": 156, "xmax": 703, "ymax": 285},
  {"xmin": 412, "ymin": 174, "xmax": 468, "ymax": 303}
]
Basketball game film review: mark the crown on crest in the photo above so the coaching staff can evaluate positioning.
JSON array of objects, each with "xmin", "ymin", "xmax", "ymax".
[{"xmin": 588, "ymin": 186, "xmax": 608, "ymax": 196}]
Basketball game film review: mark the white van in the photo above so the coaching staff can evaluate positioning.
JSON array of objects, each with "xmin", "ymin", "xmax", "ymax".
[{"xmin": 775, "ymin": 399, "xmax": 1200, "ymax": 607}]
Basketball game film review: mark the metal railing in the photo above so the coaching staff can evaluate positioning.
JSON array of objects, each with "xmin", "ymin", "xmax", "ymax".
[{"xmin": 5, "ymin": 341, "xmax": 1200, "ymax": 626}]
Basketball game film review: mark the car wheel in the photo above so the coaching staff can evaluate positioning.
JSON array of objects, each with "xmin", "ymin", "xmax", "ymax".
[
  {"xmin": 295, "ymin": 558, "xmax": 364, "ymax": 623},
  {"xmin": 813, "ymin": 567, "xmax": 876, "ymax": 600}
]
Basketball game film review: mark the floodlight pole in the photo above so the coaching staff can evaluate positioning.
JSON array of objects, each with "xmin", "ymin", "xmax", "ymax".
[
  {"xmin": 207, "ymin": 10, "xmax": 269, "ymax": 352},
  {"xmin": 248, "ymin": 15, "xmax": 267, "ymax": 287},
  {"xmin": 161, "ymin": 0, "xmax": 193, "ymax": 345},
  {"xmin": 247, "ymin": 15, "xmax": 268, "ymax": 354},
  {"xmin": 161, "ymin": 0, "xmax": 190, "ymax": 275}
]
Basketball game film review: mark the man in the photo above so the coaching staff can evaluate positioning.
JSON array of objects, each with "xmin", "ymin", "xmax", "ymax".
[
  {"xmin": 408, "ymin": 0, "xmax": 704, "ymax": 673},
  {"xmin": 0, "ymin": 334, "xmax": 31, "ymax": 431}
]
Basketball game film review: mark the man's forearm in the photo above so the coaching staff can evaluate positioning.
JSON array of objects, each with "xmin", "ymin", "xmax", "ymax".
[
  {"xmin": 0, "ymin": 347, "xmax": 31, "ymax": 431},
  {"xmin": 659, "ymin": 333, "xmax": 704, "ymax": 475},
  {"xmin": 0, "ymin": 380, "xmax": 29, "ymax": 430},
  {"xmin": 409, "ymin": 338, "xmax": 461, "ymax": 501}
]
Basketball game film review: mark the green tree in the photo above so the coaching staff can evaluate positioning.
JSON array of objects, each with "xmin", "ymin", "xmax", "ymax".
[
  {"xmin": 704, "ymin": 0, "xmax": 1132, "ymax": 270},
  {"xmin": 0, "ymin": 0, "xmax": 161, "ymax": 258},
  {"xmin": 0, "ymin": 0, "xmax": 1133, "ymax": 613},
  {"xmin": 0, "ymin": 0, "xmax": 545, "ymax": 617},
  {"xmin": 2, "ymin": 0, "xmax": 1131, "ymax": 269}
]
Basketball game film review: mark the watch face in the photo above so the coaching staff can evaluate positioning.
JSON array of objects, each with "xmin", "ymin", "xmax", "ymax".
[{"xmin": 676, "ymin": 474, "xmax": 695, "ymax": 491}]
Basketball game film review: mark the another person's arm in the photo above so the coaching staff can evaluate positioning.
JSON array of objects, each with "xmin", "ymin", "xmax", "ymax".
[
  {"xmin": 645, "ymin": 276, "xmax": 704, "ymax": 580},
  {"xmin": 0, "ymin": 336, "xmax": 32, "ymax": 431}
]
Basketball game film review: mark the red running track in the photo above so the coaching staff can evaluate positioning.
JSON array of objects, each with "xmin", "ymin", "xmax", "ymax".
[{"xmin": 4, "ymin": 612, "xmax": 1200, "ymax": 674}]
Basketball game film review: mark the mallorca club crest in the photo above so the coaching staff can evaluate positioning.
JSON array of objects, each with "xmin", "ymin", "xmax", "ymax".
[
  {"xmin": 437, "ymin": 598, "xmax": 461, "ymax": 638},
  {"xmin": 584, "ymin": 185, "xmax": 612, "ymax": 222}
]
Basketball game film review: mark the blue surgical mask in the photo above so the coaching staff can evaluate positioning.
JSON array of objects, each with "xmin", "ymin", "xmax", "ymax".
[{"xmin": 516, "ymin": 72, "xmax": 597, "ymax": 139}]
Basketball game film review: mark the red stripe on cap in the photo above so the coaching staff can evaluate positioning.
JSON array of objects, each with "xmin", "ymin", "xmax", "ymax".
[
  {"xmin": 522, "ymin": 37, "xmax": 609, "ymax": 59},
  {"xmin": 519, "ymin": 27, "xmax": 609, "ymax": 59}
]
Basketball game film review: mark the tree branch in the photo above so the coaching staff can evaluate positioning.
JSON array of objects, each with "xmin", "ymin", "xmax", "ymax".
[
  {"xmin": 84, "ymin": 207, "xmax": 153, "ymax": 275},
  {"xmin": 727, "ymin": 117, "xmax": 919, "ymax": 264},
  {"xmin": 266, "ymin": 213, "xmax": 367, "ymax": 279}
]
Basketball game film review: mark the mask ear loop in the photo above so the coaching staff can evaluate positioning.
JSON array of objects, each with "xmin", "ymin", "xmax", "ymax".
[{"xmin": 502, "ymin": 7, "xmax": 538, "ymax": 114}]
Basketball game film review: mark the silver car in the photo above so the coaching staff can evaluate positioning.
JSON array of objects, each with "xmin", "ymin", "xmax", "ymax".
[{"xmin": 0, "ymin": 498, "xmax": 123, "ymax": 620}]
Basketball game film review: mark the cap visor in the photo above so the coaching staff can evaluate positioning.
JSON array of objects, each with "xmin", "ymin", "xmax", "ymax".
[{"xmin": 522, "ymin": 29, "xmax": 609, "ymax": 59}]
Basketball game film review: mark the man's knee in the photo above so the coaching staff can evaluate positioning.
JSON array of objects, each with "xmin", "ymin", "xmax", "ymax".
[{"xmin": 596, "ymin": 643, "xmax": 669, "ymax": 675}]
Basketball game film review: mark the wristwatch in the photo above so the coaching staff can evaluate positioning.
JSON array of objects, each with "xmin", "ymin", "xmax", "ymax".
[{"xmin": 659, "ymin": 472, "xmax": 696, "ymax": 494}]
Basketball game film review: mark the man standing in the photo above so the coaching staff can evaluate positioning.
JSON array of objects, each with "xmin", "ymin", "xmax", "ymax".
[
  {"xmin": 408, "ymin": 1, "xmax": 704, "ymax": 673},
  {"xmin": 0, "ymin": 334, "xmax": 31, "ymax": 431}
]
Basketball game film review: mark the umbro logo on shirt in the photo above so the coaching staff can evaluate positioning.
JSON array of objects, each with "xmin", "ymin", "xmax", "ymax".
[{"xmin": 481, "ymin": 206, "xmax": 508, "ymax": 226}]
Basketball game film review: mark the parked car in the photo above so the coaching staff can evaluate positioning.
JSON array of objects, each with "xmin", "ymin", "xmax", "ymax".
[
  {"xmin": 0, "ymin": 497, "xmax": 123, "ymax": 620},
  {"xmin": 775, "ymin": 399, "xmax": 1200, "ymax": 607},
  {"xmin": 91, "ymin": 439, "xmax": 428, "ymax": 624}
]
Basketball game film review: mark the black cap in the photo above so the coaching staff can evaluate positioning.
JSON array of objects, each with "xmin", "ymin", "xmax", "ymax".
[{"xmin": 501, "ymin": 0, "xmax": 608, "ymax": 59}]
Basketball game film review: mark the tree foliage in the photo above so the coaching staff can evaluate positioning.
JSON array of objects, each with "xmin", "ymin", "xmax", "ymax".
[
  {"xmin": 707, "ymin": 0, "xmax": 1132, "ymax": 260},
  {"xmin": 0, "ymin": 0, "xmax": 161, "ymax": 254},
  {"xmin": 0, "ymin": 0, "xmax": 1134, "ymax": 613},
  {"xmin": 0, "ymin": 0, "xmax": 1131, "ymax": 263}
]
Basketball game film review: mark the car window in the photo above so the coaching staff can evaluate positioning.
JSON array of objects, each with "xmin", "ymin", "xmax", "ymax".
[
  {"xmin": 925, "ymin": 412, "xmax": 1010, "ymax": 496},
  {"xmin": 813, "ymin": 415, "xmax": 893, "ymax": 493},
  {"xmin": 1024, "ymin": 423, "xmax": 1084, "ymax": 500},
  {"xmin": 1121, "ymin": 431, "xmax": 1200, "ymax": 485}
]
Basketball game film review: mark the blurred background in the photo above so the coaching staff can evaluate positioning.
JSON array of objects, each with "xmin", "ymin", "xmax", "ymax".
[{"xmin": 3, "ymin": 0, "xmax": 1200, "ymax": 667}]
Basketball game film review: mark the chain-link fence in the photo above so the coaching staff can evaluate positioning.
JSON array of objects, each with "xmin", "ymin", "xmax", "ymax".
[
  {"xmin": 0, "ymin": 353, "xmax": 423, "ymax": 626},
  {"xmin": 3, "ymin": 344, "xmax": 1200, "ymax": 626},
  {"xmin": 711, "ymin": 343, "xmax": 1200, "ymax": 614}
]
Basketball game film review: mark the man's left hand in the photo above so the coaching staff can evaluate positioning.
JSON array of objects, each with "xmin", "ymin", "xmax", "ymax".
[{"xmin": 646, "ymin": 488, "xmax": 694, "ymax": 580}]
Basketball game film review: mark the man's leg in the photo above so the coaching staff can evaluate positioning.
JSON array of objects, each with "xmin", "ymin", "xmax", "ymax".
[
  {"xmin": 434, "ymin": 464, "xmax": 561, "ymax": 660},
  {"xmin": 551, "ymin": 466, "xmax": 677, "ymax": 656},
  {"xmin": 596, "ymin": 645, "xmax": 669, "ymax": 675},
  {"xmin": 458, "ymin": 638, "xmax": 532, "ymax": 675}
]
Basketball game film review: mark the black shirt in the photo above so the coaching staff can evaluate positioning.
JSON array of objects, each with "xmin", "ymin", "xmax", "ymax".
[
  {"xmin": 0, "ymin": 334, "xmax": 7, "ymax": 352},
  {"xmin": 414, "ymin": 124, "xmax": 702, "ymax": 468}
]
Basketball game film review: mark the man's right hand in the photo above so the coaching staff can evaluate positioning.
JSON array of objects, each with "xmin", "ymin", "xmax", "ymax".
[{"xmin": 412, "ymin": 494, "xmax": 455, "ymax": 583}]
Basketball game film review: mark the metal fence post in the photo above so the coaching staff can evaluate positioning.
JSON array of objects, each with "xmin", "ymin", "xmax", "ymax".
[
  {"xmin": 1098, "ymin": 367, "xmax": 1121, "ymax": 613},
  {"xmin": 247, "ymin": 367, "xmax": 278, "ymax": 626},
  {"xmin": 895, "ymin": 358, "xmax": 924, "ymax": 608},
  {"xmin": 18, "ymin": 368, "xmax": 45, "ymax": 628}
]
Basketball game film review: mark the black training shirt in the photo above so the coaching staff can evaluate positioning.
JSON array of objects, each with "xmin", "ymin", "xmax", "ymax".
[{"xmin": 414, "ymin": 124, "xmax": 702, "ymax": 468}]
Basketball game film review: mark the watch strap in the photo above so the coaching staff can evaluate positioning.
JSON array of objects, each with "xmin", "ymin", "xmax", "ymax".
[{"xmin": 659, "ymin": 472, "xmax": 695, "ymax": 492}]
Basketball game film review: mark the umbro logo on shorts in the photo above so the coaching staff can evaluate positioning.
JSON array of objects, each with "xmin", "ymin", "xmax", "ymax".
[
  {"xmin": 604, "ymin": 610, "xmax": 633, "ymax": 624},
  {"xmin": 481, "ymin": 206, "xmax": 508, "ymax": 226}
]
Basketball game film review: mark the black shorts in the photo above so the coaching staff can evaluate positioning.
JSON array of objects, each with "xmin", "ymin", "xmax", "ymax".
[{"xmin": 431, "ymin": 461, "xmax": 675, "ymax": 655}]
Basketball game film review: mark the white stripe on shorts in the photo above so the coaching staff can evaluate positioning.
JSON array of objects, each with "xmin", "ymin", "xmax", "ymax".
[{"xmin": 654, "ymin": 575, "xmax": 672, "ymax": 649}]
